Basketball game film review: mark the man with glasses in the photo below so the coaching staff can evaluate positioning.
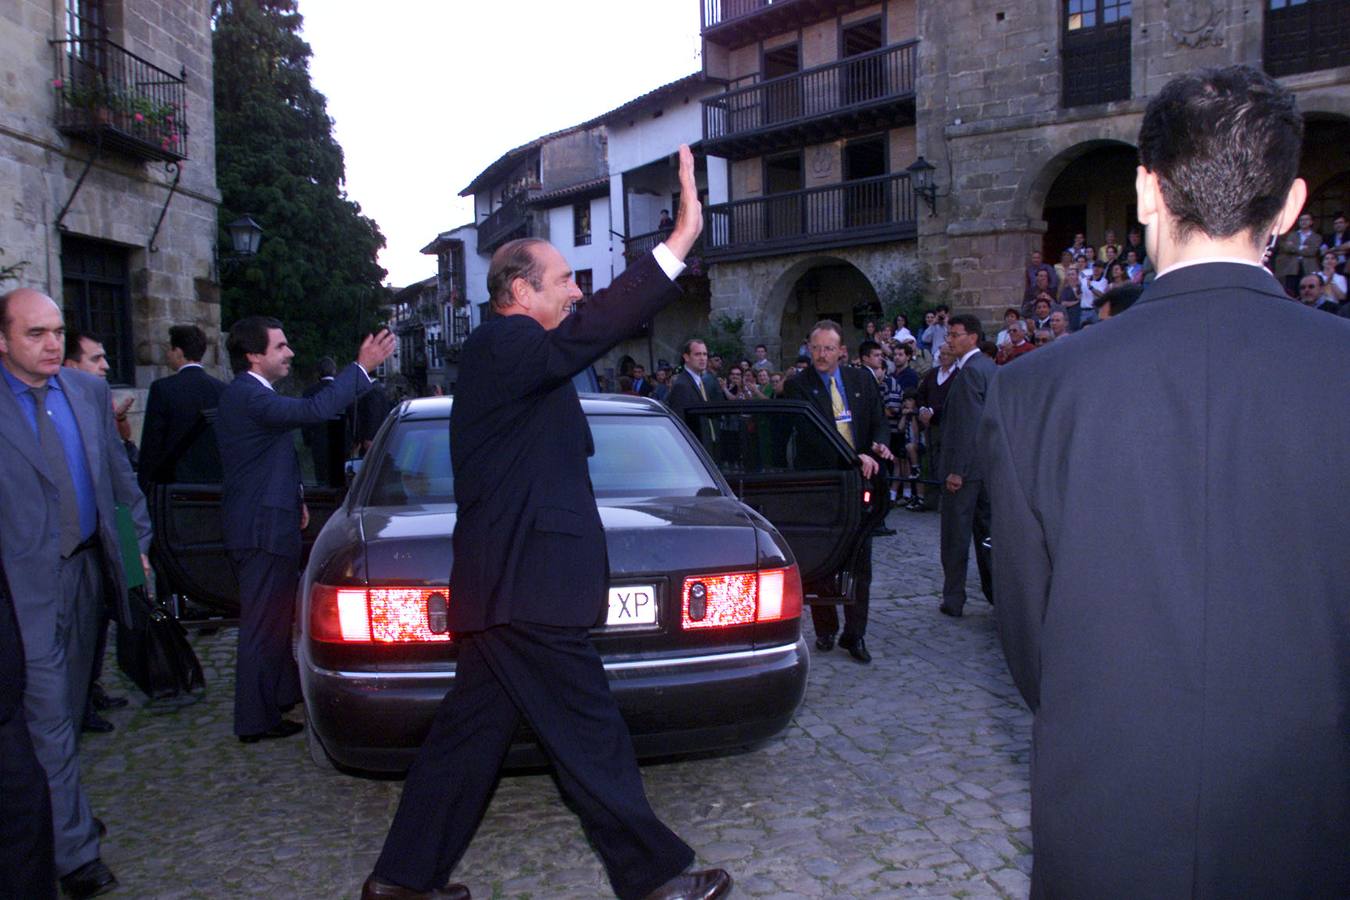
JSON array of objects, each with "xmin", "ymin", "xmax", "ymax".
[{"xmin": 1299, "ymin": 274, "xmax": 1340, "ymax": 314}]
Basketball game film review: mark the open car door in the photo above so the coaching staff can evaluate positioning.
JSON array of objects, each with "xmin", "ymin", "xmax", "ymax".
[
  {"xmin": 148, "ymin": 410, "xmax": 351, "ymax": 617},
  {"xmin": 679, "ymin": 400, "xmax": 888, "ymax": 604}
]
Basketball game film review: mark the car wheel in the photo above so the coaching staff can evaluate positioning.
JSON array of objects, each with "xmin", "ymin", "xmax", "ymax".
[{"xmin": 305, "ymin": 718, "xmax": 339, "ymax": 774}]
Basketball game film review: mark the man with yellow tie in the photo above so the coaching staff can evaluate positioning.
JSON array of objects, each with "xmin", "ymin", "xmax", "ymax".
[
  {"xmin": 782, "ymin": 320, "xmax": 891, "ymax": 662},
  {"xmin": 664, "ymin": 338, "xmax": 719, "ymax": 416}
]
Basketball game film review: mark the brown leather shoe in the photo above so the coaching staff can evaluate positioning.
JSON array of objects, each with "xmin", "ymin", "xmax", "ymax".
[
  {"xmin": 640, "ymin": 868, "xmax": 732, "ymax": 900},
  {"xmin": 360, "ymin": 875, "xmax": 470, "ymax": 900}
]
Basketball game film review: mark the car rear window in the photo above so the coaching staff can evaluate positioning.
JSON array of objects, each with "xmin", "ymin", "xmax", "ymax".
[
  {"xmin": 587, "ymin": 415, "xmax": 719, "ymax": 497},
  {"xmin": 363, "ymin": 413, "xmax": 719, "ymax": 506}
]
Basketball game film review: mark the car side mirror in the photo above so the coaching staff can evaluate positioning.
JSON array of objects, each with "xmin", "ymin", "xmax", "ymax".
[{"xmin": 344, "ymin": 457, "xmax": 364, "ymax": 488}]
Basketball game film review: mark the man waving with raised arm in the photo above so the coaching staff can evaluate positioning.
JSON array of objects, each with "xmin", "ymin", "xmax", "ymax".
[{"xmin": 363, "ymin": 147, "xmax": 731, "ymax": 900}]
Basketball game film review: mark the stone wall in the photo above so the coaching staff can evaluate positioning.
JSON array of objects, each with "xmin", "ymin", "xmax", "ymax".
[
  {"xmin": 913, "ymin": 0, "xmax": 1350, "ymax": 325},
  {"xmin": 0, "ymin": 0, "xmax": 221, "ymax": 425}
]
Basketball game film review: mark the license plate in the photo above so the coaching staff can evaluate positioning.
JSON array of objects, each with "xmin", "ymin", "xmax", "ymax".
[{"xmin": 606, "ymin": 585, "xmax": 657, "ymax": 626}]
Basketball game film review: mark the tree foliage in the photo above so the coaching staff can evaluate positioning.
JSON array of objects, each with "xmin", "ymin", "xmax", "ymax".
[{"xmin": 213, "ymin": 0, "xmax": 386, "ymax": 377}]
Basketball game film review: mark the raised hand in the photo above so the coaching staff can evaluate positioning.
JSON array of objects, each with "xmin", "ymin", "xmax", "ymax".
[
  {"xmin": 358, "ymin": 328, "xmax": 396, "ymax": 372},
  {"xmin": 663, "ymin": 144, "xmax": 704, "ymax": 262}
]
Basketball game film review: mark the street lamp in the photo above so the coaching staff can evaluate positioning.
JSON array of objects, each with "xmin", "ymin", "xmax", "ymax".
[
  {"xmin": 906, "ymin": 157, "xmax": 939, "ymax": 217},
  {"xmin": 225, "ymin": 215, "xmax": 264, "ymax": 257}
]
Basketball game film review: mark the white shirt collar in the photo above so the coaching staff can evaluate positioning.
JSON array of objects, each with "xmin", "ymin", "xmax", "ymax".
[
  {"xmin": 1155, "ymin": 257, "xmax": 1269, "ymax": 279},
  {"xmin": 956, "ymin": 347, "xmax": 981, "ymax": 368},
  {"xmin": 246, "ymin": 370, "xmax": 274, "ymax": 391},
  {"xmin": 178, "ymin": 362, "xmax": 203, "ymax": 371}
]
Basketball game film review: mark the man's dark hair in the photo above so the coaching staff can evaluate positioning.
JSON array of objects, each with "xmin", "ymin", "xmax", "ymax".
[
  {"xmin": 935, "ymin": 304, "xmax": 950, "ymax": 313},
  {"xmin": 169, "ymin": 324, "xmax": 208, "ymax": 362},
  {"xmin": 859, "ymin": 339, "xmax": 881, "ymax": 358},
  {"xmin": 1004, "ymin": 307, "xmax": 1021, "ymax": 318},
  {"xmin": 226, "ymin": 315, "xmax": 282, "ymax": 374},
  {"xmin": 755, "ymin": 343, "xmax": 767, "ymax": 352},
  {"xmin": 64, "ymin": 328, "xmax": 94, "ymax": 362},
  {"xmin": 948, "ymin": 313, "xmax": 984, "ymax": 340},
  {"xmin": 316, "ymin": 356, "xmax": 338, "ymax": 378},
  {"xmin": 1096, "ymin": 282, "xmax": 1144, "ymax": 315},
  {"xmin": 680, "ymin": 337, "xmax": 706, "ymax": 358},
  {"xmin": 1137, "ymin": 65, "xmax": 1303, "ymax": 244},
  {"xmin": 486, "ymin": 238, "xmax": 549, "ymax": 312}
]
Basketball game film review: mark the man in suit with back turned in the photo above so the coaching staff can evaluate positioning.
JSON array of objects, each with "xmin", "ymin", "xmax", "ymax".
[
  {"xmin": 0, "ymin": 287, "xmax": 152, "ymax": 899},
  {"xmin": 936, "ymin": 313, "xmax": 995, "ymax": 618},
  {"xmin": 216, "ymin": 317, "xmax": 394, "ymax": 743},
  {"xmin": 979, "ymin": 65, "xmax": 1350, "ymax": 897},
  {"xmin": 781, "ymin": 320, "xmax": 890, "ymax": 663},
  {"xmin": 138, "ymin": 324, "xmax": 227, "ymax": 491},
  {"xmin": 363, "ymin": 147, "xmax": 730, "ymax": 900}
]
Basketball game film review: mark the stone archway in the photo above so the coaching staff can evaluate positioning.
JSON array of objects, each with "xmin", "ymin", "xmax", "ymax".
[
  {"xmin": 1029, "ymin": 140, "xmax": 1139, "ymax": 264},
  {"xmin": 766, "ymin": 257, "xmax": 881, "ymax": 362},
  {"xmin": 1300, "ymin": 114, "xmax": 1350, "ymax": 235}
]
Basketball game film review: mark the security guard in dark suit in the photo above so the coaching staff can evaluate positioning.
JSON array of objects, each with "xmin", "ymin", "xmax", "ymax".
[
  {"xmin": 781, "ymin": 321, "xmax": 890, "ymax": 663},
  {"xmin": 365, "ymin": 148, "xmax": 731, "ymax": 900}
]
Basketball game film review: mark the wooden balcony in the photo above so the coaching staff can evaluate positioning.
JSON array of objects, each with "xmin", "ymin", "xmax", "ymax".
[
  {"xmin": 622, "ymin": 228, "xmax": 704, "ymax": 263},
  {"xmin": 52, "ymin": 38, "xmax": 187, "ymax": 163},
  {"xmin": 1264, "ymin": 0, "xmax": 1350, "ymax": 78},
  {"xmin": 477, "ymin": 194, "xmax": 531, "ymax": 255},
  {"xmin": 702, "ymin": 41, "xmax": 917, "ymax": 159},
  {"xmin": 702, "ymin": 0, "xmax": 880, "ymax": 46},
  {"xmin": 704, "ymin": 172, "xmax": 917, "ymax": 263}
]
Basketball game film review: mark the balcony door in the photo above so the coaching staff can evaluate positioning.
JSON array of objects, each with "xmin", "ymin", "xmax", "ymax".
[
  {"xmin": 843, "ymin": 136, "xmax": 888, "ymax": 229},
  {"xmin": 841, "ymin": 18, "xmax": 885, "ymax": 107},
  {"xmin": 764, "ymin": 152, "xmax": 804, "ymax": 242},
  {"xmin": 762, "ymin": 43, "xmax": 801, "ymax": 127},
  {"xmin": 1061, "ymin": 0, "xmax": 1131, "ymax": 108}
]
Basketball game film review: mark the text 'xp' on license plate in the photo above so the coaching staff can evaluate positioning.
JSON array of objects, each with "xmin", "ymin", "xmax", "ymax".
[{"xmin": 606, "ymin": 585, "xmax": 657, "ymax": 626}]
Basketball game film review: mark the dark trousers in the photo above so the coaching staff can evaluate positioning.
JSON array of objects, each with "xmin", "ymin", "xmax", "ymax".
[
  {"xmin": 21, "ymin": 546, "xmax": 102, "ymax": 876},
  {"xmin": 374, "ymin": 622, "xmax": 694, "ymax": 899},
  {"xmin": 810, "ymin": 536, "xmax": 872, "ymax": 640},
  {"xmin": 940, "ymin": 479, "xmax": 993, "ymax": 612},
  {"xmin": 0, "ymin": 711, "xmax": 55, "ymax": 898},
  {"xmin": 230, "ymin": 550, "xmax": 302, "ymax": 736}
]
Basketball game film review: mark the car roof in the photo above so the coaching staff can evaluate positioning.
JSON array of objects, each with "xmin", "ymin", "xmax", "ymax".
[{"xmin": 397, "ymin": 392, "xmax": 670, "ymax": 421}]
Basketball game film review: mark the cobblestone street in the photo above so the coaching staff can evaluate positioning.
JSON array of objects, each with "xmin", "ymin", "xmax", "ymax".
[{"xmin": 82, "ymin": 509, "xmax": 1032, "ymax": 899}]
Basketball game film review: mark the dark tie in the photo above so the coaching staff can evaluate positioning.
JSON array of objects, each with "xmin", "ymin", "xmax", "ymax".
[{"xmin": 31, "ymin": 385, "xmax": 83, "ymax": 556}]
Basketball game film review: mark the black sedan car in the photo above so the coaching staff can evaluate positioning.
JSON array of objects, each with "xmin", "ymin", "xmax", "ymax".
[{"xmin": 148, "ymin": 390, "xmax": 883, "ymax": 773}]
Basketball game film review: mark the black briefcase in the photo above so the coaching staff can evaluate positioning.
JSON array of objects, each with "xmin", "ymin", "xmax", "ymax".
[{"xmin": 116, "ymin": 584, "xmax": 205, "ymax": 702}]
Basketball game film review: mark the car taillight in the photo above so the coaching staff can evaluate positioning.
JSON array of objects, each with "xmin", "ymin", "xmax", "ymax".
[
  {"xmin": 680, "ymin": 565, "xmax": 802, "ymax": 630},
  {"xmin": 310, "ymin": 585, "xmax": 453, "ymax": 643}
]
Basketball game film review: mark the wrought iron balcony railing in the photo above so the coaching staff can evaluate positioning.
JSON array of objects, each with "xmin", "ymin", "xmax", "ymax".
[
  {"xmin": 701, "ymin": 0, "xmax": 771, "ymax": 30},
  {"xmin": 702, "ymin": 41, "xmax": 917, "ymax": 155},
  {"xmin": 477, "ymin": 194, "xmax": 531, "ymax": 255},
  {"xmin": 51, "ymin": 37, "xmax": 187, "ymax": 162},
  {"xmin": 704, "ymin": 172, "xmax": 917, "ymax": 262}
]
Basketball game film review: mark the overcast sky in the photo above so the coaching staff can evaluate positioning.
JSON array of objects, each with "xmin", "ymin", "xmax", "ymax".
[{"xmin": 301, "ymin": 1, "xmax": 703, "ymax": 288}]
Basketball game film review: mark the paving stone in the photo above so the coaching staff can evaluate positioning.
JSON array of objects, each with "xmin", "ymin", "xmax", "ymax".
[{"xmin": 79, "ymin": 510, "xmax": 1034, "ymax": 898}]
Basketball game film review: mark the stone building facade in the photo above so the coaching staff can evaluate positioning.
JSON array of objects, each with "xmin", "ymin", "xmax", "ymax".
[
  {"xmin": 914, "ymin": 0, "xmax": 1350, "ymax": 320},
  {"xmin": 1, "ymin": 0, "xmax": 221, "ymax": 416},
  {"xmin": 697, "ymin": 0, "xmax": 1350, "ymax": 341}
]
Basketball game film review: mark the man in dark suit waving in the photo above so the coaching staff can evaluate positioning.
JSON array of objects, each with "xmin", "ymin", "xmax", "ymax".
[
  {"xmin": 936, "ymin": 314, "xmax": 995, "ymax": 618},
  {"xmin": 216, "ymin": 318, "xmax": 394, "ymax": 743},
  {"xmin": 138, "ymin": 325, "xmax": 227, "ymax": 490},
  {"xmin": 980, "ymin": 66, "xmax": 1350, "ymax": 896},
  {"xmin": 364, "ymin": 147, "xmax": 730, "ymax": 900},
  {"xmin": 782, "ymin": 321, "xmax": 890, "ymax": 663}
]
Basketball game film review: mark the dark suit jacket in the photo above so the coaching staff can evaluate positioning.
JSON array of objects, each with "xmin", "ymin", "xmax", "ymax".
[
  {"xmin": 979, "ymin": 262, "xmax": 1350, "ymax": 897},
  {"xmin": 138, "ymin": 364, "xmax": 226, "ymax": 489},
  {"xmin": 663, "ymin": 368, "xmax": 718, "ymax": 417},
  {"xmin": 216, "ymin": 364, "xmax": 372, "ymax": 559},
  {"xmin": 780, "ymin": 365, "xmax": 888, "ymax": 458},
  {"xmin": 0, "ymin": 559, "xmax": 23, "ymax": 725},
  {"xmin": 939, "ymin": 351, "xmax": 997, "ymax": 482},
  {"xmin": 448, "ymin": 253, "xmax": 680, "ymax": 633}
]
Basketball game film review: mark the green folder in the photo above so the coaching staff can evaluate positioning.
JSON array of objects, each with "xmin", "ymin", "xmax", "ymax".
[{"xmin": 113, "ymin": 502, "xmax": 146, "ymax": 590}]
